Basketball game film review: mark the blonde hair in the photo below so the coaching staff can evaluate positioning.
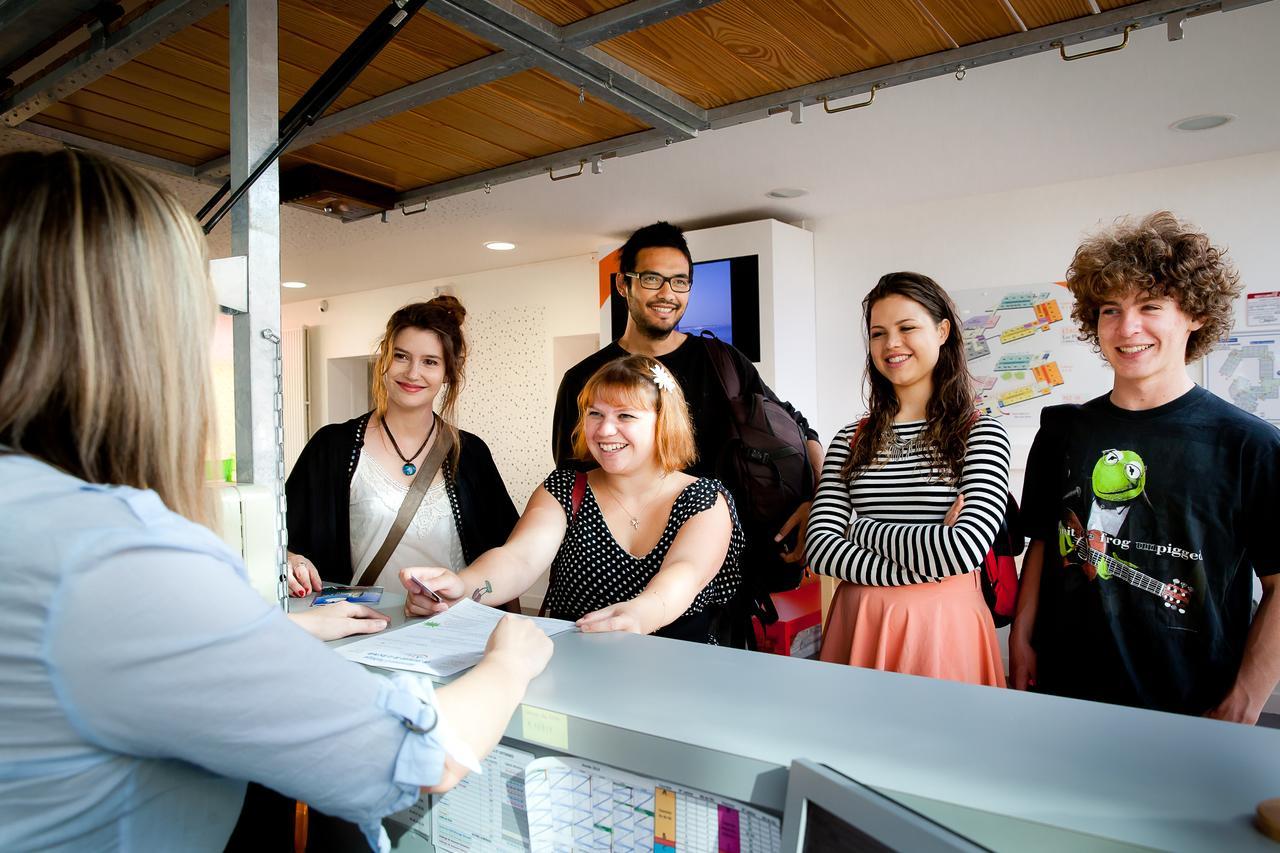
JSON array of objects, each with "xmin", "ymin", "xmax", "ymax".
[
  {"xmin": 572, "ymin": 356, "xmax": 696, "ymax": 473},
  {"xmin": 369, "ymin": 296, "xmax": 468, "ymax": 469},
  {"xmin": 0, "ymin": 149, "xmax": 216, "ymax": 525}
]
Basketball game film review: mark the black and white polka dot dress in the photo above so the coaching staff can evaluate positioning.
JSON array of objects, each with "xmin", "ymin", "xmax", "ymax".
[{"xmin": 541, "ymin": 468, "xmax": 744, "ymax": 644}]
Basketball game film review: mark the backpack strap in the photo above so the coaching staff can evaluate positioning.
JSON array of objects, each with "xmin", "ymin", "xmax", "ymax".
[{"xmin": 700, "ymin": 332, "xmax": 743, "ymax": 402}]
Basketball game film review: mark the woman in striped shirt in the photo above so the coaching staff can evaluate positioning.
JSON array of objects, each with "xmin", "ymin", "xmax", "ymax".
[{"xmin": 806, "ymin": 272, "xmax": 1011, "ymax": 686}]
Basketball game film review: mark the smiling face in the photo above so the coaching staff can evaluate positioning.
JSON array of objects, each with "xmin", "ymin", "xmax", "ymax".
[
  {"xmin": 582, "ymin": 392, "xmax": 659, "ymax": 474},
  {"xmin": 382, "ymin": 327, "xmax": 446, "ymax": 415},
  {"xmin": 1091, "ymin": 448, "xmax": 1147, "ymax": 503},
  {"xmin": 618, "ymin": 246, "xmax": 690, "ymax": 339},
  {"xmin": 1097, "ymin": 291, "xmax": 1203, "ymax": 389},
  {"xmin": 868, "ymin": 293, "xmax": 951, "ymax": 399}
]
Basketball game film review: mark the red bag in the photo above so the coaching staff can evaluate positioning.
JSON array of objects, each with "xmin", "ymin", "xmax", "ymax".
[{"xmin": 981, "ymin": 492, "xmax": 1023, "ymax": 628}]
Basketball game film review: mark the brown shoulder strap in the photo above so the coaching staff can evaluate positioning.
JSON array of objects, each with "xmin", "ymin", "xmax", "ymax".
[{"xmin": 356, "ymin": 427, "xmax": 454, "ymax": 587}]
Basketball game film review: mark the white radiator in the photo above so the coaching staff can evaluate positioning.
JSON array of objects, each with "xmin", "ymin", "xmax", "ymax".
[{"xmin": 212, "ymin": 482, "xmax": 278, "ymax": 604}]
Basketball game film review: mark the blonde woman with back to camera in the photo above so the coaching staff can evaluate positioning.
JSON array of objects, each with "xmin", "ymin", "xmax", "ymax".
[{"xmin": 0, "ymin": 149, "xmax": 552, "ymax": 853}]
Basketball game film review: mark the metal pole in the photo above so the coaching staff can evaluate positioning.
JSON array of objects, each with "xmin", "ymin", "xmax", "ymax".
[{"xmin": 228, "ymin": 0, "xmax": 286, "ymax": 600}]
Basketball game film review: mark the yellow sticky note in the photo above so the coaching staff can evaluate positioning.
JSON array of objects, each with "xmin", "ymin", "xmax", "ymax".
[
  {"xmin": 655, "ymin": 786, "xmax": 677, "ymax": 847},
  {"xmin": 521, "ymin": 705, "xmax": 569, "ymax": 750}
]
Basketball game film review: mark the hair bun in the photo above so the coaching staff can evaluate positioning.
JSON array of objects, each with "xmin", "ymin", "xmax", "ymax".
[{"xmin": 429, "ymin": 294, "xmax": 466, "ymax": 326}]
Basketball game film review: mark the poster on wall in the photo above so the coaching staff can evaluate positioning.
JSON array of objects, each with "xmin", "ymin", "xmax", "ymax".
[
  {"xmin": 1205, "ymin": 333, "xmax": 1280, "ymax": 424},
  {"xmin": 1245, "ymin": 291, "xmax": 1280, "ymax": 328},
  {"xmin": 951, "ymin": 282, "xmax": 1112, "ymax": 437}
]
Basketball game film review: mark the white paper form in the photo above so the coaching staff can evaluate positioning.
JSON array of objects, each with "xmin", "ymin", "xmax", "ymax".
[
  {"xmin": 337, "ymin": 598, "xmax": 575, "ymax": 677},
  {"xmin": 524, "ymin": 756, "xmax": 781, "ymax": 853}
]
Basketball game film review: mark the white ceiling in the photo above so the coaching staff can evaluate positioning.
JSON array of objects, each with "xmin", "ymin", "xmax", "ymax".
[{"xmin": 4, "ymin": 2, "xmax": 1279, "ymax": 303}]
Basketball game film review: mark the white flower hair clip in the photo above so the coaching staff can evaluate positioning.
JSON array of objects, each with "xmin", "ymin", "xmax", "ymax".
[{"xmin": 650, "ymin": 364, "xmax": 677, "ymax": 393}]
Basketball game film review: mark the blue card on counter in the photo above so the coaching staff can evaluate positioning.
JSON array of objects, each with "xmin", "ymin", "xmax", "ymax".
[{"xmin": 312, "ymin": 585, "xmax": 383, "ymax": 606}]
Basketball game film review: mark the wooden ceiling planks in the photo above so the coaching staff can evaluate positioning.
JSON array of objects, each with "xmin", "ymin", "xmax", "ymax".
[
  {"xmin": 516, "ymin": 0, "xmax": 633, "ymax": 28},
  {"xmin": 589, "ymin": 0, "xmax": 965, "ymax": 108},
  {"xmin": 919, "ymin": 0, "xmax": 1025, "ymax": 45},
  {"xmin": 18, "ymin": 0, "xmax": 1159, "ymax": 203},
  {"xmin": 297, "ymin": 69, "xmax": 648, "ymax": 191},
  {"xmin": 1007, "ymin": 0, "xmax": 1099, "ymax": 30}
]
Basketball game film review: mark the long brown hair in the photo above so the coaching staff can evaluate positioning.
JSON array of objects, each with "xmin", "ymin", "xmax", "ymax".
[
  {"xmin": 370, "ymin": 296, "xmax": 467, "ymax": 468},
  {"xmin": 842, "ymin": 272, "xmax": 974, "ymax": 483},
  {"xmin": 0, "ymin": 149, "xmax": 216, "ymax": 525}
]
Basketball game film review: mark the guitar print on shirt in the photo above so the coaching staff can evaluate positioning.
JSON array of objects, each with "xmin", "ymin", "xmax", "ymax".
[{"xmin": 1056, "ymin": 449, "xmax": 1194, "ymax": 615}]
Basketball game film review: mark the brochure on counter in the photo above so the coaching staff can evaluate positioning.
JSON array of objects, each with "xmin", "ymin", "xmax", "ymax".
[{"xmin": 336, "ymin": 598, "xmax": 575, "ymax": 677}]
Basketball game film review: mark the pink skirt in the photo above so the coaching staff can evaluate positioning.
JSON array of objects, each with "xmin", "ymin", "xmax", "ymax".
[{"xmin": 819, "ymin": 571, "xmax": 1006, "ymax": 687}]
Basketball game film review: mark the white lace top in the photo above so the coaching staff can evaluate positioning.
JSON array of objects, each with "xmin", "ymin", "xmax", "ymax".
[{"xmin": 348, "ymin": 450, "xmax": 465, "ymax": 592}]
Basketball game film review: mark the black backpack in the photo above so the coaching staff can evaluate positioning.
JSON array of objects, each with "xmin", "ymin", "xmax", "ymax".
[{"xmin": 702, "ymin": 336, "xmax": 814, "ymax": 601}]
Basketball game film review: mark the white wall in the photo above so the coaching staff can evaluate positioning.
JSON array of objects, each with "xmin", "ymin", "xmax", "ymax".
[
  {"xmin": 281, "ymin": 253, "xmax": 599, "ymax": 505},
  {"xmin": 811, "ymin": 149, "xmax": 1280, "ymax": 463},
  {"xmin": 682, "ymin": 219, "xmax": 818, "ymax": 422}
]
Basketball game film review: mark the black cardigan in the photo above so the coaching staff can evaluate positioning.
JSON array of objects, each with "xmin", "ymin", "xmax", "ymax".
[{"xmin": 285, "ymin": 413, "xmax": 519, "ymax": 582}]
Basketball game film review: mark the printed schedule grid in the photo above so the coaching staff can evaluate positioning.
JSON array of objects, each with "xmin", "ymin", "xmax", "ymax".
[{"xmin": 525, "ymin": 757, "xmax": 780, "ymax": 853}]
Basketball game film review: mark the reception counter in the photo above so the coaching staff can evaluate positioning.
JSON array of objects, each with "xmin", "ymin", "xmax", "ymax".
[{"xmin": 328, "ymin": 596, "xmax": 1280, "ymax": 852}]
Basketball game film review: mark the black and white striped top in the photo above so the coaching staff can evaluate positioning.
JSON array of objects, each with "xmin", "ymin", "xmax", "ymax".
[{"xmin": 805, "ymin": 415, "xmax": 1012, "ymax": 586}]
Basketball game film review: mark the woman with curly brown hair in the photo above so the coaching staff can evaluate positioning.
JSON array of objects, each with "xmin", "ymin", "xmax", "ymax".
[
  {"xmin": 1011, "ymin": 211, "xmax": 1280, "ymax": 724},
  {"xmin": 805, "ymin": 272, "xmax": 1011, "ymax": 686}
]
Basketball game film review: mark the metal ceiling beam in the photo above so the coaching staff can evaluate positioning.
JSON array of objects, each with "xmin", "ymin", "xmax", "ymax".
[
  {"xmin": 389, "ymin": 127, "xmax": 671, "ymax": 210},
  {"xmin": 194, "ymin": 49, "xmax": 537, "ymax": 178},
  {"xmin": 706, "ymin": 0, "xmax": 1242, "ymax": 129},
  {"xmin": 429, "ymin": 0, "xmax": 707, "ymax": 139},
  {"xmin": 0, "ymin": 0, "xmax": 228, "ymax": 127},
  {"xmin": 14, "ymin": 120, "xmax": 205, "ymax": 179},
  {"xmin": 561, "ymin": 0, "xmax": 720, "ymax": 48}
]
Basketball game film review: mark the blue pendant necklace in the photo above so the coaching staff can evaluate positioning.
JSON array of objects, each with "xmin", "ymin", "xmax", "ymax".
[{"xmin": 382, "ymin": 414, "xmax": 436, "ymax": 476}]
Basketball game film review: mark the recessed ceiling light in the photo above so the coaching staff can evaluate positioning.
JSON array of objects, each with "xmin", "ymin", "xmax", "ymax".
[
  {"xmin": 281, "ymin": 280, "xmax": 307, "ymax": 289},
  {"xmin": 1170, "ymin": 114, "xmax": 1234, "ymax": 132},
  {"xmin": 484, "ymin": 241, "xmax": 517, "ymax": 251},
  {"xmin": 766, "ymin": 187, "xmax": 808, "ymax": 199}
]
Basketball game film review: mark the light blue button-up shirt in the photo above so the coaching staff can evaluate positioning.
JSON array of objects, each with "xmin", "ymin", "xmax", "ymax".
[{"xmin": 0, "ymin": 454, "xmax": 448, "ymax": 852}]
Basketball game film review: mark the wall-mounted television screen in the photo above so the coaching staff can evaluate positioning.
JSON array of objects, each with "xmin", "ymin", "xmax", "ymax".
[{"xmin": 610, "ymin": 254, "xmax": 761, "ymax": 362}]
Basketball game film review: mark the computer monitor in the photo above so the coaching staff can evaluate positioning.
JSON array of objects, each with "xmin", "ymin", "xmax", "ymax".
[
  {"xmin": 780, "ymin": 760, "xmax": 987, "ymax": 853},
  {"xmin": 609, "ymin": 254, "xmax": 761, "ymax": 361}
]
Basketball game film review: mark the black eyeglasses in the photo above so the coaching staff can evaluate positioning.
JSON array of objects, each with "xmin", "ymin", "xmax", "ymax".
[{"xmin": 623, "ymin": 271, "xmax": 693, "ymax": 293}]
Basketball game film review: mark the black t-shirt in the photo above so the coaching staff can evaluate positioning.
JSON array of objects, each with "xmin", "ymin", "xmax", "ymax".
[
  {"xmin": 1021, "ymin": 386, "xmax": 1280, "ymax": 715},
  {"xmin": 550, "ymin": 335, "xmax": 817, "ymax": 478}
]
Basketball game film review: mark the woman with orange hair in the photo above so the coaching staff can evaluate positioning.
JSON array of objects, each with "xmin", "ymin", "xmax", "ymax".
[{"xmin": 403, "ymin": 355, "xmax": 743, "ymax": 643}]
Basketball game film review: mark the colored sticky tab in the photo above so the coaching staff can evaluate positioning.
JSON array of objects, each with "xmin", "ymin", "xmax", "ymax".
[
  {"xmin": 999, "ymin": 384, "xmax": 1052, "ymax": 407},
  {"xmin": 998, "ymin": 325, "xmax": 1036, "ymax": 344},
  {"xmin": 521, "ymin": 705, "xmax": 568, "ymax": 750},
  {"xmin": 655, "ymin": 786, "xmax": 677, "ymax": 852},
  {"xmin": 997, "ymin": 293, "xmax": 1036, "ymax": 310},
  {"xmin": 1033, "ymin": 299, "xmax": 1063, "ymax": 323},
  {"xmin": 1032, "ymin": 361, "xmax": 1064, "ymax": 386},
  {"xmin": 995, "ymin": 353, "xmax": 1032, "ymax": 371},
  {"xmin": 718, "ymin": 805, "xmax": 741, "ymax": 853}
]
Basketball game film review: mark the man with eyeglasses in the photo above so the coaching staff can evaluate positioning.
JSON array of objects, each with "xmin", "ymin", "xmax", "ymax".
[{"xmin": 551, "ymin": 221, "xmax": 824, "ymax": 648}]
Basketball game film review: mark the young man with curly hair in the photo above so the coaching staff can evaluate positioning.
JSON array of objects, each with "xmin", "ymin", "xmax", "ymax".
[{"xmin": 1010, "ymin": 211, "xmax": 1280, "ymax": 723}]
